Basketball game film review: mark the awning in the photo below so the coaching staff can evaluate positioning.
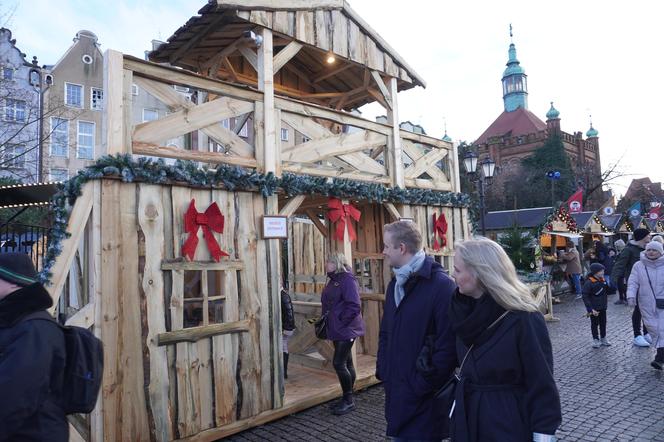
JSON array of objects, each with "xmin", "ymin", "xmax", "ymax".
[
  {"xmin": 582, "ymin": 231, "xmax": 616, "ymax": 237},
  {"xmin": 543, "ymin": 231, "xmax": 583, "ymax": 239},
  {"xmin": 0, "ymin": 182, "xmax": 59, "ymax": 209}
]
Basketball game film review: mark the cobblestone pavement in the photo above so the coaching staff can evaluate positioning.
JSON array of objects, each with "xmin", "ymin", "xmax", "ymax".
[{"xmin": 227, "ymin": 293, "xmax": 664, "ymax": 441}]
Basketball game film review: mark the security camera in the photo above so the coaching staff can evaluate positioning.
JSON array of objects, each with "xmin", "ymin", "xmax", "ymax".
[{"xmin": 242, "ymin": 30, "xmax": 263, "ymax": 48}]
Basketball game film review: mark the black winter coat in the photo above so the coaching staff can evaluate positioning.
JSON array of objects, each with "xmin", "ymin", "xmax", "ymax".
[
  {"xmin": 0, "ymin": 284, "xmax": 67, "ymax": 442},
  {"xmin": 611, "ymin": 242, "xmax": 644, "ymax": 282},
  {"xmin": 280, "ymin": 289, "xmax": 295, "ymax": 331},
  {"xmin": 377, "ymin": 256, "xmax": 457, "ymax": 440},
  {"xmin": 450, "ymin": 310, "xmax": 561, "ymax": 442},
  {"xmin": 582, "ymin": 275, "xmax": 609, "ymax": 312}
]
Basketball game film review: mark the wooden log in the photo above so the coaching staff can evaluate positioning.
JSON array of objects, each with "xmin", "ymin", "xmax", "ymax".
[
  {"xmin": 103, "ymin": 50, "xmax": 127, "ymax": 155},
  {"xmin": 132, "ymin": 144, "xmax": 258, "ymax": 168},
  {"xmin": 282, "ymin": 130, "xmax": 386, "ymax": 163},
  {"xmin": 158, "ymin": 320, "xmax": 251, "ymax": 346},
  {"xmin": 385, "ymin": 77, "xmax": 403, "ymax": 188},
  {"xmin": 279, "ymin": 195, "xmax": 305, "ymax": 217},
  {"xmin": 161, "ymin": 259, "xmax": 245, "ymax": 271},
  {"xmin": 138, "ymin": 184, "xmax": 174, "ymax": 442},
  {"xmin": 282, "ymin": 162, "xmax": 390, "ymax": 183},
  {"xmin": 404, "ymin": 148, "xmax": 448, "ymax": 179},
  {"xmin": 64, "ymin": 302, "xmax": 95, "ymax": 329},
  {"xmin": 89, "ymin": 180, "xmax": 104, "ymax": 442},
  {"xmin": 273, "ymin": 40, "xmax": 302, "ymax": 73},
  {"xmin": 370, "ymin": 70, "xmax": 392, "ymax": 109},
  {"xmin": 305, "ymin": 209, "xmax": 328, "ymax": 237},
  {"xmin": 218, "ymin": 0, "xmax": 344, "ymax": 10}
]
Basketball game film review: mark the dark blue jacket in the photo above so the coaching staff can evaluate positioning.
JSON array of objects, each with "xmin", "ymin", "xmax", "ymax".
[
  {"xmin": 451, "ymin": 311, "xmax": 561, "ymax": 442},
  {"xmin": 582, "ymin": 275, "xmax": 609, "ymax": 312},
  {"xmin": 377, "ymin": 256, "xmax": 457, "ymax": 439},
  {"xmin": 321, "ymin": 270, "xmax": 365, "ymax": 341},
  {"xmin": 0, "ymin": 284, "xmax": 68, "ymax": 442}
]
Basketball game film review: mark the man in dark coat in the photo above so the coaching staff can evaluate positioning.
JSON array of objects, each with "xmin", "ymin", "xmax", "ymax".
[
  {"xmin": 612, "ymin": 228, "xmax": 651, "ymax": 346},
  {"xmin": 0, "ymin": 253, "xmax": 68, "ymax": 441},
  {"xmin": 377, "ymin": 221, "xmax": 457, "ymax": 441}
]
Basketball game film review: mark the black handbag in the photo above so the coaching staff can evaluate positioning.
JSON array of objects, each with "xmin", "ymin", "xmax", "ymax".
[
  {"xmin": 314, "ymin": 313, "xmax": 328, "ymax": 339},
  {"xmin": 644, "ymin": 267, "xmax": 664, "ymax": 309},
  {"xmin": 434, "ymin": 311, "xmax": 510, "ymax": 417}
]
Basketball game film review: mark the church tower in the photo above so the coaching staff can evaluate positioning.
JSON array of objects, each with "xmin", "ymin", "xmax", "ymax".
[{"xmin": 501, "ymin": 27, "xmax": 528, "ymax": 112}]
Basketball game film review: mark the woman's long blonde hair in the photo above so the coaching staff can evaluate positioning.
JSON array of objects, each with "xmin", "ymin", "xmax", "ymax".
[{"xmin": 455, "ymin": 238, "xmax": 540, "ymax": 312}]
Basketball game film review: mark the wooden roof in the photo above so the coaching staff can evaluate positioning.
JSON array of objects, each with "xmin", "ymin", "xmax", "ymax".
[{"xmin": 149, "ymin": 0, "xmax": 425, "ymax": 110}]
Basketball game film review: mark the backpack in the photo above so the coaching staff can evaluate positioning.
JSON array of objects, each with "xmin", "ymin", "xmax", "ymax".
[{"xmin": 22, "ymin": 311, "xmax": 104, "ymax": 414}]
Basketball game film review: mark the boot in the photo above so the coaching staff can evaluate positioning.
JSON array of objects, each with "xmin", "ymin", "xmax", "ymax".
[
  {"xmin": 283, "ymin": 352, "xmax": 289, "ymax": 379},
  {"xmin": 651, "ymin": 348, "xmax": 664, "ymax": 370},
  {"xmin": 332, "ymin": 393, "xmax": 356, "ymax": 415}
]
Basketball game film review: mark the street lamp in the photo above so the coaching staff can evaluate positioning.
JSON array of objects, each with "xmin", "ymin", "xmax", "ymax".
[
  {"xmin": 546, "ymin": 170, "xmax": 561, "ymax": 208},
  {"xmin": 463, "ymin": 151, "xmax": 495, "ymax": 236}
]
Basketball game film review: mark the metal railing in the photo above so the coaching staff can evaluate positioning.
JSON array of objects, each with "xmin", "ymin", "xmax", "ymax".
[{"xmin": 0, "ymin": 222, "xmax": 51, "ymax": 271}]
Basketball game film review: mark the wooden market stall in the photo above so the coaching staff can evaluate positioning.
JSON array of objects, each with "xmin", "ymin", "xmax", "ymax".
[{"xmin": 45, "ymin": 2, "xmax": 470, "ymax": 441}]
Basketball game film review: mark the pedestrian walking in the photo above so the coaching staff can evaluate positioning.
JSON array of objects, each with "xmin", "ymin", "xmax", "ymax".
[
  {"xmin": 582, "ymin": 263, "xmax": 611, "ymax": 348},
  {"xmin": 280, "ymin": 286, "xmax": 295, "ymax": 379},
  {"xmin": 448, "ymin": 238, "xmax": 561, "ymax": 442},
  {"xmin": 0, "ymin": 253, "xmax": 68, "ymax": 441},
  {"xmin": 605, "ymin": 248, "xmax": 616, "ymax": 293},
  {"xmin": 614, "ymin": 239, "xmax": 626, "ymax": 253},
  {"xmin": 377, "ymin": 220, "xmax": 457, "ymax": 441},
  {"xmin": 614, "ymin": 239, "xmax": 628, "ymax": 304},
  {"xmin": 560, "ymin": 240, "xmax": 583, "ymax": 299},
  {"xmin": 612, "ymin": 228, "xmax": 651, "ymax": 347},
  {"xmin": 321, "ymin": 253, "xmax": 365, "ymax": 415},
  {"xmin": 627, "ymin": 241, "xmax": 664, "ymax": 370}
]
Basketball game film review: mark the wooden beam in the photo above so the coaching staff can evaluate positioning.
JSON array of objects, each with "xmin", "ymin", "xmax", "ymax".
[
  {"xmin": 366, "ymin": 88, "xmax": 389, "ymax": 110},
  {"xmin": 133, "ymin": 143, "xmax": 258, "ymax": 168},
  {"xmin": 273, "ymin": 41, "xmax": 303, "ymax": 74},
  {"xmin": 161, "ymin": 259, "xmax": 245, "ymax": 271},
  {"xmin": 239, "ymin": 46, "xmax": 258, "ymax": 71},
  {"xmin": 313, "ymin": 64, "xmax": 352, "ymax": 84},
  {"xmin": 170, "ymin": 13, "xmax": 227, "ymax": 64},
  {"xmin": 370, "ymin": 70, "xmax": 392, "ymax": 109},
  {"xmin": 305, "ymin": 209, "xmax": 328, "ymax": 237},
  {"xmin": 282, "ymin": 130, "xmax": 386, "ymax": 163},
  {"xmin": 385, "ymin": 77, "xmax": 404, "ymax": 188},
  {"xmin": 221, "ymin": 57, "xmax": 238, "ymax": 82},
  {"xmin": 233, "ymin": 112, "xmax": 252, "ymax": 136},
  {"xmin": 202, "ymin": 38, "xmax": 246, "ymax": 72},
  {"xmin": 64, "ymin": 302, "xmax": 95, "ymax": 329},
  {"xmin": 257, "ymin": 28, "xmax": 277, "ymax": 175},
  {"xmin": 283, "ymin": 162, "xmax": 390, "ymax": 183},
  {"xmin": 383, "ymin": 202, "xmax": 401, "ymax": 220},
  {"xmin": 216, "ymin": 0, "xmax": 344, "ymax": 10},
  {"xmin": 278, "ymin": 195, "xmax": 306, "ymax": 217},
  {"xmin": 404, "ymin": 148, "xmax": 448, "ymax": 179},
  {"xmin": 157, "ymin": 319, "xmax": 251, "ymax": 346},
  {"xmin": 103, "ymin": 50, "xmax": 126, "ymax": 155}
]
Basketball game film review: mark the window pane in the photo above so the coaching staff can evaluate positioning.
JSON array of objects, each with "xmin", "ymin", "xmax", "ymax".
[
  {"xmin": 281, "ymin": 128, "xmax": 289, "ymax": 141},
  {"xmin": 184, "ymin": 270, "xmax": 202, "ymax": 299},
  {"xmin": 207, "ymin": 271, "xmax": 224, "ymax": 297},
  {"xmin": 91, "ymin": 88, "xmax": 103, "ymax": 111},
  {"xmin": 143, "ymin": 109, "xmax": 158, "ymax": 122},
  {"xmin": 49, "ymin": 168, "xmax": 68, "ymax": 181},
  {"xmin": 51, "ymin": 118, "xmax": 69, "ymax": 156},
  {"xmin": 209, "ymin": 299, "xmax": 224, "ymax": 324},
  {"xmin": 77, "ymin": 121, "xmax": 94, "ymax": 159},
  {"xmin": 183, "ymin": 301, "xmax": 204, "ymax": 328},
  {"xmin": 66, "ymin": 84, "xmax": 82, "ymax": 107}
]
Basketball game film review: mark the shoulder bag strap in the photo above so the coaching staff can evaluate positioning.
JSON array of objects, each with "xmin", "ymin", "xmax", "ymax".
[
  {"xmin": 644, "ymin": 267, "xmax": 658, "ymax": 302},
  {"xmin": 457, "ymin": 310, "xmax": 510, "ymax": 377}
]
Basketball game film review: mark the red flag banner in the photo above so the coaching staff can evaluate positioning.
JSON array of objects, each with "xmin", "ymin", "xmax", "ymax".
[
  {"xmin": 648, "ymin": 205, "xmax": 662, "ymax": 221},
  {"xmin": 566, "ymin": 189, "xmax": 583, "ymax": 214},
  {"xmin": 432, "ymin": 213, "xmax": 448, "ymax": 251},
  {"xmin": 182, "ymin": 199, "xmax": 229, "ymax": 261},
  {"xmin": 327, "ymin": 198, "xmax": 361, "ymax": 242}
]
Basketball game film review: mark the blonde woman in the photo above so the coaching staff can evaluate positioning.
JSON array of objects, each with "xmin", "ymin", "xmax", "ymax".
[
  {"xmin": 448, "ymin": 238, "xmax": 561, "ymax": 442},
  {"xmin": 321, "ymin": 253, "xmax": 365, "ymax": 415}
]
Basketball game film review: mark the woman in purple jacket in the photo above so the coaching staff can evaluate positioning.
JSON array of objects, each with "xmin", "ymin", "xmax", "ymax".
[{"xmin": 321, "ymin": 253, "xmax": 365, "ymax": 415}]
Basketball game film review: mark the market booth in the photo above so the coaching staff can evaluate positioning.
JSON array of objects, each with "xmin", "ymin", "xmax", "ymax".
[{"xmin": 45, "ymin": 2, "xmax": 471, "ymax": 441}]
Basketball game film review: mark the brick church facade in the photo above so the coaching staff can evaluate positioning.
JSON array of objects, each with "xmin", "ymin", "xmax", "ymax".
[{"xmin": 474, "ymin": 38, "xmax": 604, "ymax": 210}]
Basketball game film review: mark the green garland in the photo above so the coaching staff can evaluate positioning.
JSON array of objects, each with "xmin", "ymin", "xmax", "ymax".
[{"xmin": 40, "ymin": 154, "xmax": 470, "ymax": 283}]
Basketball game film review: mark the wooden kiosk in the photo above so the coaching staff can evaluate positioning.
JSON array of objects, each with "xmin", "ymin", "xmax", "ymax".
[{"xmin": 48, "ymin": 2, "xmax": 470, "ymax": 441}]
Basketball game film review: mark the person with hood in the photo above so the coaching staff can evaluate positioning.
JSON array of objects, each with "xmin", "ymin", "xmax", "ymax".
[
  {"xmin": 612, "ymin": 228, "xmax": 651, "ymax": 346},
  {"xmin": 0, "ymin": 253, "xmax": 67, "ymax": 441},
  {"xmin": 321, "ymin": 253, "xmax": 365, "ymax": 415},
  {"xmin": 377, "ymin": 220, "xmax": 457, "ymax": 441},
  {"xmin": 448, "ymin": 238, "xmax": 561, "ymax": 442},
  {"xmin": 627, "ymin": 241, "xmax": 664, "ymax": 369},
  {"xmin": 582, "ymin": 263, "xmax": 611, "ymax": 348}
]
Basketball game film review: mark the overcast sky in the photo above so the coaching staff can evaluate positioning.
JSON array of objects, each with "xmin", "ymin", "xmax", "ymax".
[{"xmin": 8, "ymin": 0, "xmax": 663, "ymax": 197}]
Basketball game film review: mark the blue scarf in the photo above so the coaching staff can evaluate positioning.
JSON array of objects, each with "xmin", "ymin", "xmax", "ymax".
[{"xmin": 393, "ymin": 250, "xmax": 426, "ymax": 307}]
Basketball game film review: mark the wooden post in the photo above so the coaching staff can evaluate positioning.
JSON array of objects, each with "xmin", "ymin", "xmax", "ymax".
[
  {"xmin": 385, "ymin": 77, "xmax": 404, "ymax": 188},
  {"xmin": 257, "ymin": 27, "xmax": 284, "ymax": 409},
  {"xmin": 341, "ymin": 199, "xmax": 357, "ymax": 368},
  {"xmin": 452, "ymin": 140, "xmax": 461, "ymax": 193},
  {"xmin": 102, "ymin": 50, "xmax": 128, "ymax": 155}
]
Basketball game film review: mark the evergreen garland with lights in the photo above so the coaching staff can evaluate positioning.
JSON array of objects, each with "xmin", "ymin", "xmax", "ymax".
[
  {"xmin": 39, "ymin": 154, "xmax": 470, "ymax": 283},
  {"xmin": 592, "ymin": 214, "xmax": 612, "ymax": 233}
]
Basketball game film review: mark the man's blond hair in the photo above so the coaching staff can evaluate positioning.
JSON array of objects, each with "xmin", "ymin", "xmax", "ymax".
[{"xmin": 383, "ymin": 220, "xmax": 422, "ymax": 253}]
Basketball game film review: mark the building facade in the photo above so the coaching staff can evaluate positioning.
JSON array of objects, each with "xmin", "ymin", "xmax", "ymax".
[
  {"xmin": 475, "ymin": 38, "xmax": 603, "ymax": 209},
  {"xmin": 0, "ymin": 28, "xmax": 42, "ymax": 183}
]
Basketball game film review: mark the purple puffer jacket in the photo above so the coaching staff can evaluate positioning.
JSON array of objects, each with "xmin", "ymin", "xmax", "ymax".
[{"xmin": 321, "ymin": 270, "xmax": 365, "ymax": 341}]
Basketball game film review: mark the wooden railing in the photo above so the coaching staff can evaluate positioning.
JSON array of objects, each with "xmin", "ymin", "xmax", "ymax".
[{"xmin": 105, "ymin": 52, "xmax": 458, "ymax": 193}]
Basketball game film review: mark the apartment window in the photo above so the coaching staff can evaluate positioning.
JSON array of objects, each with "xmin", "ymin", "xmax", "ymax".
[
  {"xmin": 131, "ymin": 84, "xmax": 139, "ymax": 96},
  {"xmin": 237, "ymin": 121, "xmax": 248, "ymax": 138},
  {"xmin": 173, "ymin": 85, "xmax": 190, "ymax": 93},
  {"xmin": 65, "ymin": 82, "xmax": 83, "ymax": 108},
  {"xmin": 49, "ymin": 168, "xmax": 68, "ymax": 182},
  {"xmin": 143, "ymin": 108, "xmax": 158, "ymax": 122},
  {"xmin": 91, "ymin": 88, "xmax": 103, "ymax": 111},
  {"xmin": 4, "ymin": 99, "xmax": 26, "ymax": 122},
  {"xmin": 77, "ymin": 121, "xmax": 95, "ymax": 159},
  {"xmin": 2, "ymin": 67, "xmax": 14, "ymax": 81},
  {"xmin": 281, "ymin": 128, "xmax": 289, "ymax": 142},
  {"xmin": 221, "ymin": 119, "xmax": 230, "ymax": 129},
  {"xmin": 1, "ymin": 144, "xmax": 25, "ymax": 168},
  {"xmin": 50, "ymin": 117, "xmax": 69, "ymax": 157}
]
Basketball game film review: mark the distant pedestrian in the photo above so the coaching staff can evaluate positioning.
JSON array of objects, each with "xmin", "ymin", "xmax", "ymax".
[
  {"xmin": 0, "ymin": 253, "xmax": 68, "ymax": 441},
  {"xmin": 377, "ymin": 220, "xmax": 457, "ymax": 441},
  {"xmin": 612, "ymin": 228, "xmax": 651, "ymax": 347},
  {"xmin": 560, "ymin": 240, "xmax": 583, "ymax": 299},
  {"xmin": 627, "ymin": 241, "xmax": 664, "ymax": 369},
  {"xmin": 321, "ymin": 253, "xmax": 365, "ymax": 415},
  {"xmin": 582, "ymin": 263, "xmax": 611, "ymax": 348},
  {"xmin": 652, "ymin": 235, "xmax": 664, "ymax": 244},
  {"xmin": 280, "ymin": 286, "xmax": 295, "ymax": 380},
  {"xmin": 605, "ymin": 248, "xmax": 616, "ymax": 291},
  {"xmin": 614, "ymin": 239, "xmax": 626, "ymax": 254},
  {"xmin": 448, "ymin": 238, "xmax": 561, "ymax": 442}
]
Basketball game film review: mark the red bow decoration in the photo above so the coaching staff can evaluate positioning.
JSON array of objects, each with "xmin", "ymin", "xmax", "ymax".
[
  {"xmin": 327, "ymin": 198, "xmax": 361, "ymax": 242},
  {"xmin": 432, "ymin": 213, "xmax": 448, "ymax": 251},
  {"xmin": 181, "ymin": 199, "xmax": 229, "ymax": 262}
]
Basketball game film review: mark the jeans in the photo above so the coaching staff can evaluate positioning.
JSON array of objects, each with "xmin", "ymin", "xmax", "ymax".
[
  {"xmin": 571, "ymin": 273, "xmax": 582, "ymax": 295},
  {"xmin": 590, "ymin": 309, "xmax": 607, "ymax": 339},
  {"xmin": 632, "ymin": 301, "xmax": 648, "ymax": 337}
]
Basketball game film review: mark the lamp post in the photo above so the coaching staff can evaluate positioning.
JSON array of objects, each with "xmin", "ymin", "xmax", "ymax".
[{"xmin": 463, "ymin": 151, "xmax": 495, "ymax": 236}]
